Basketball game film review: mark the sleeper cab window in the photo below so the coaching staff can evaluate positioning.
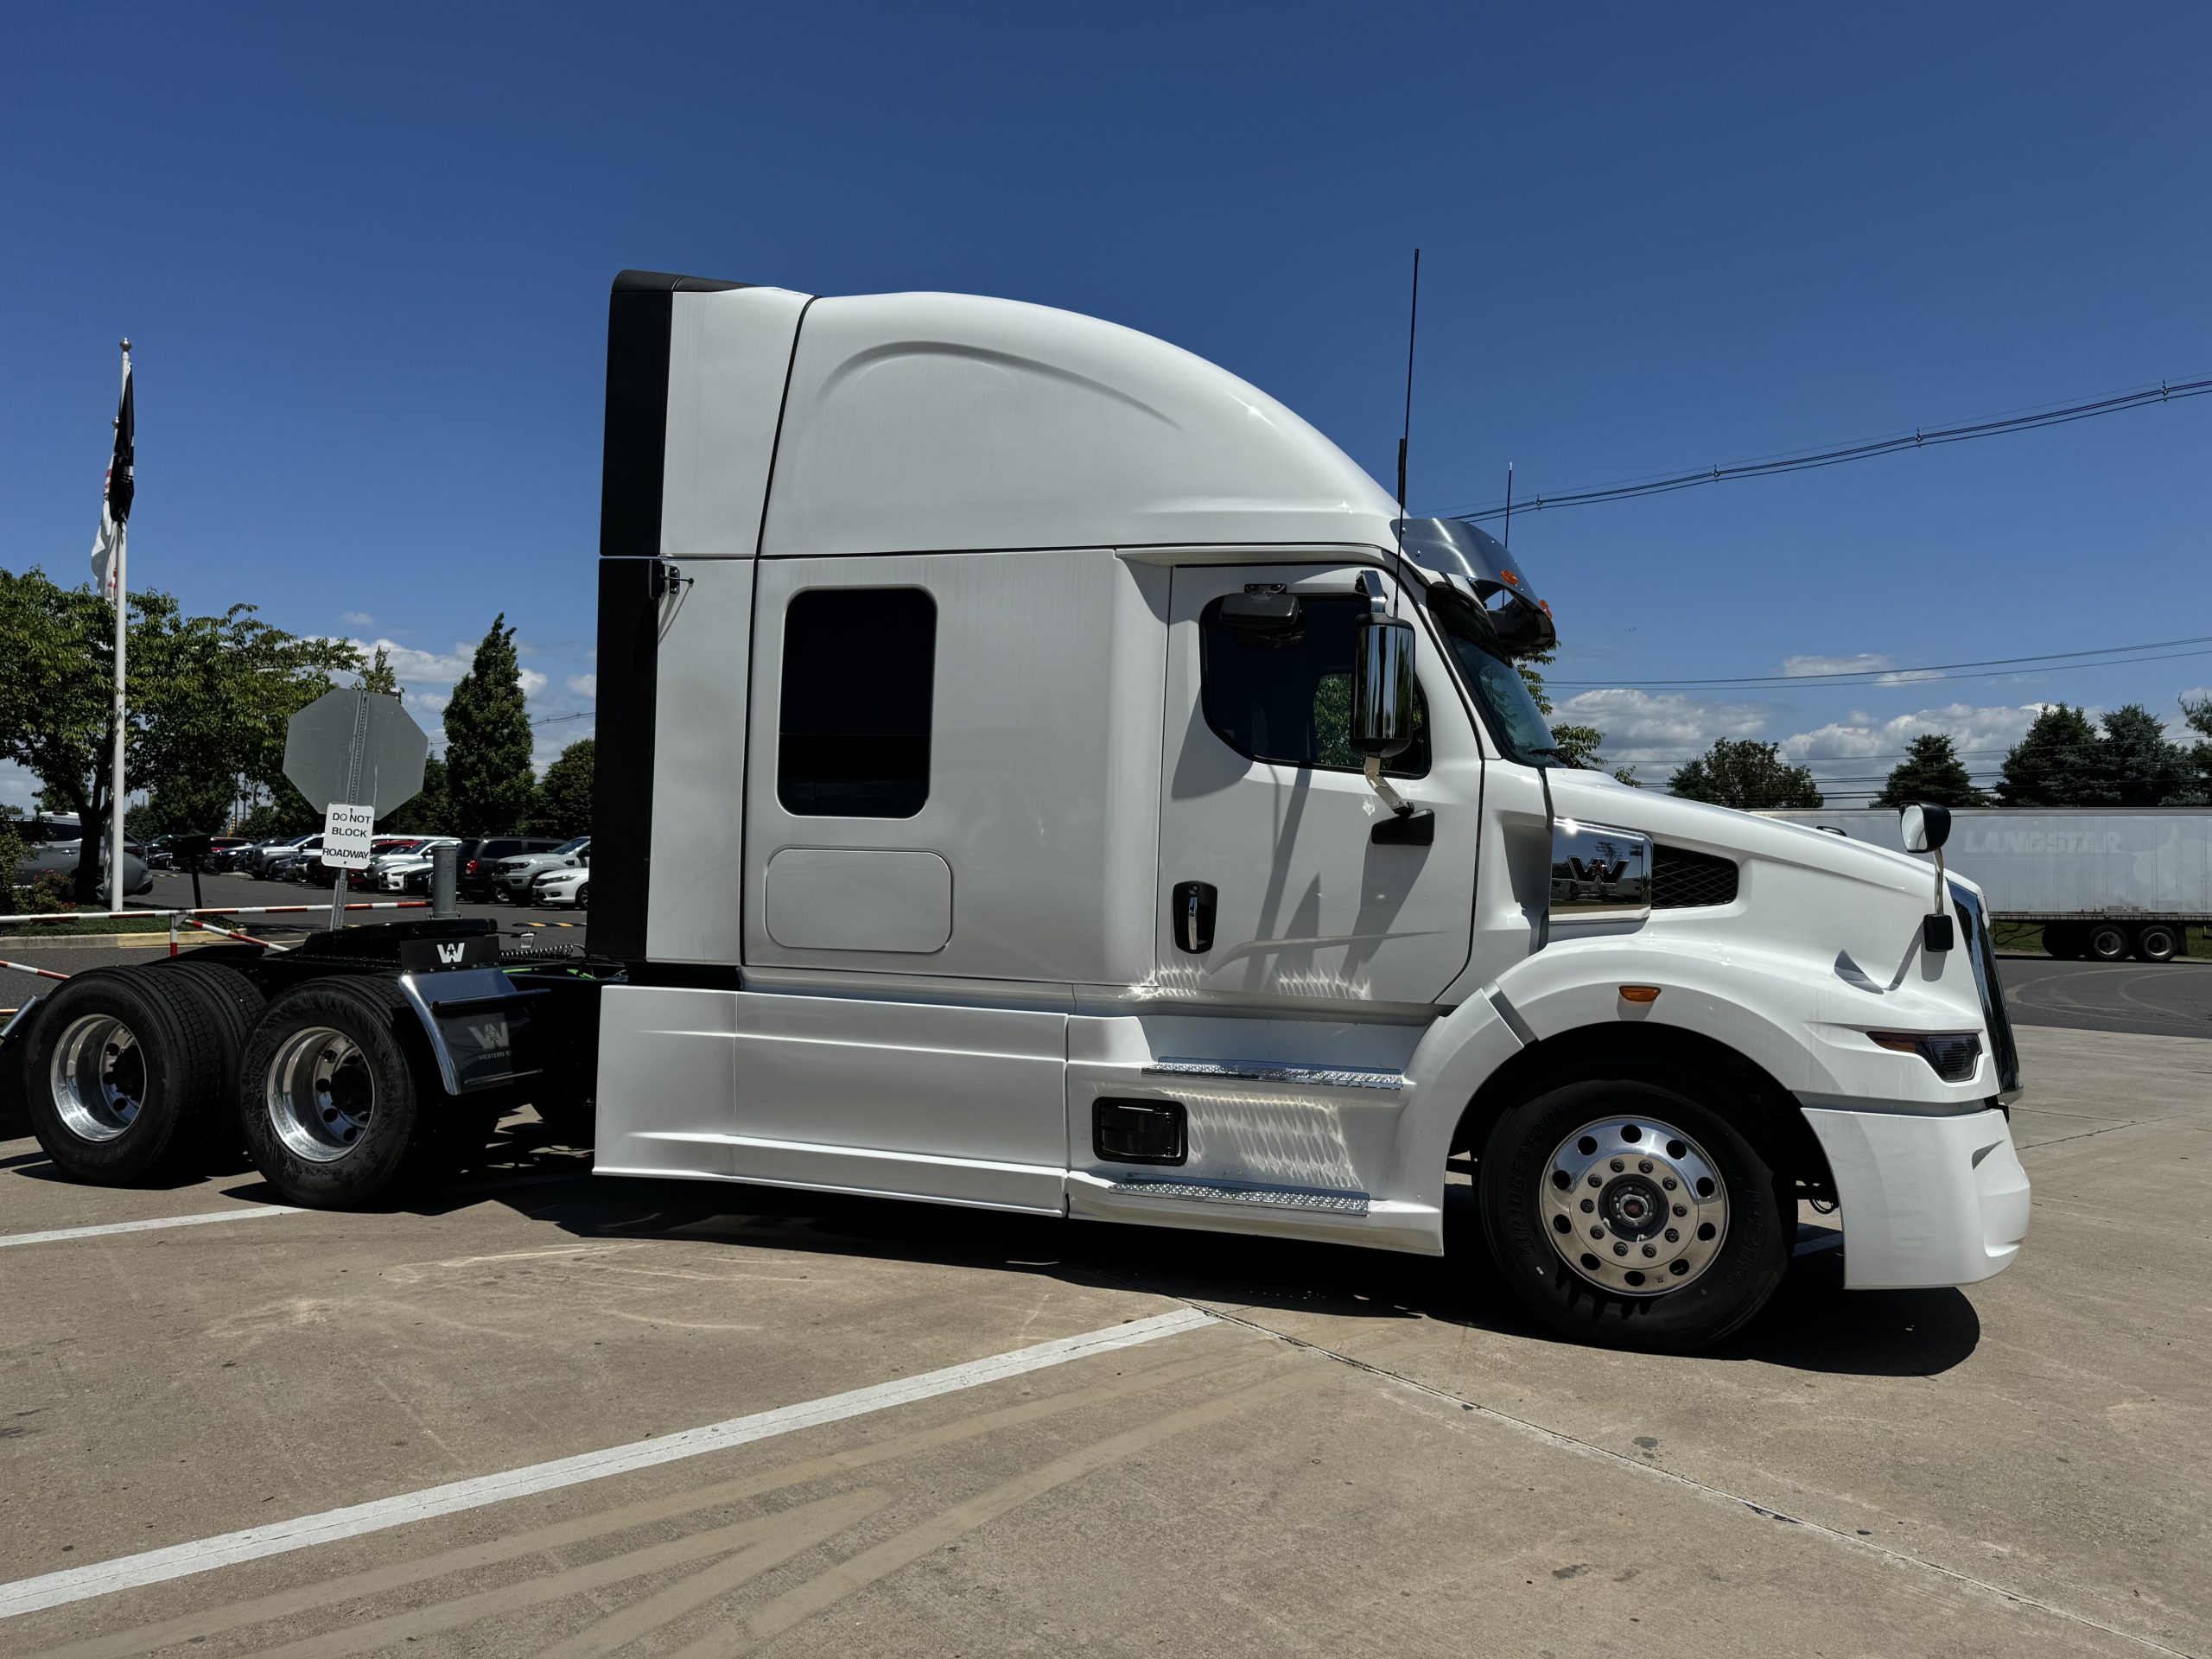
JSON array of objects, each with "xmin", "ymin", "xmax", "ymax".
[
  {"xmin": 778, "ymin": 586, "xmax": 937, "ymax": 817},
  {"xmin": 1199, "ymin": 593, "xmax": 1429, "ymax": 777}
]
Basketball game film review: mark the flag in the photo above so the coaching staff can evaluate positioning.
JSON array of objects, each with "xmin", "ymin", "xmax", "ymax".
[{"xmin": 90, "ymin": 354, "xmax": 133, "ymax": 599}]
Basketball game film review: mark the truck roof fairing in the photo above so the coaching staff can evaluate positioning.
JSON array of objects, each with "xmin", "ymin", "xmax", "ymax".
[{"xmin": 606, "ymin": 272, "xmax": 1409, "ymax": 562}]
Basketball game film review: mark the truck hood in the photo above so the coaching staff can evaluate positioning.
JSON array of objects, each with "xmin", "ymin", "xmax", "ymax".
[{"xmin": 1545, "ymin": 770, "xmax": 1930, "ymax": 899}]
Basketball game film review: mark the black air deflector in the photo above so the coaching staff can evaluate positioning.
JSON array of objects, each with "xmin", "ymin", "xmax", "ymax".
[
  {"xmin": 588, "ymin": 270, "xmax": 749, "ymax": 964},
  {"xmin": 1095, "ymin": 1098, "xmax": 1187, "ymax": 1166}
]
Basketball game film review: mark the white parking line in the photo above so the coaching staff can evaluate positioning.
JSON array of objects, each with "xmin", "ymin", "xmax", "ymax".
[
  {"xmin": 0, "ymin": 1206, "xmax": 303, "ymax": 1249},
  {"xmin": 0, "ymin": 1306, "xmax": 1216, "ymax": 1620}
]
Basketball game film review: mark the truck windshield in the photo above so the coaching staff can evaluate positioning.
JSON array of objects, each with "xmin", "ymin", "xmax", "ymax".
[{"xmin": 1424, "ymin": 586, "xmax": 1568, "ymax": 768}]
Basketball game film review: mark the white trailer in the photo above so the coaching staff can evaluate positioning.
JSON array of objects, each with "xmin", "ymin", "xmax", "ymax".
[
  {"xmin": 3, "ymin": 271, "xmax": 2033, "ymax": 1354},
  {"xmin": 1769, "ymin": 810, "xmax": 2210, "ymax": 963}
]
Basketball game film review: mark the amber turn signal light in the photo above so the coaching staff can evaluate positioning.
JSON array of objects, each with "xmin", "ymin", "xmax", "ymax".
[{"xmin": 1618, "ymin": 985, "xmax": 1661, "ymax": 1004}]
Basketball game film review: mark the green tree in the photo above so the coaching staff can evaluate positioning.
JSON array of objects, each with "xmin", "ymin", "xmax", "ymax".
[
  {"xmin": 442, "ymin": 614, "xmax": 536, "ymax": 834},
  {"xmin": 529, "ymin": 739, "xmax": 595, "ymax": 837},
  {"xmin": 1994, "ymin": 704, "xmax": 2104, "ymax": 807},
  {"xmin": 0, "ymin": 568, "xmax": 355, "ymax": 898},
  {"xmin": 381, "ymin": 754, "xmax": 451, "ymax": 836},
  {"xmin": 1874, "ymin": 734, "xmax": 1989, "ymax": 808},
  {"xmin": 359, "ymin": 645, "xmax": 400, "ymax": 696},
  {"xmin": 1668, "ymin": 739, "xmax": 1823, "ymax": 809},
  {"xmin": 2095, "ymin": 703, "xmax": 2196, "ymax": 806},
  {"xmin": 2184, "ymin": 695, "xmax": 2212, "ymax": 791}
]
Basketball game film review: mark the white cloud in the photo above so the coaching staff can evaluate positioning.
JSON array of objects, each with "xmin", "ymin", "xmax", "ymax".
[
  {"xmin": 408, "ymin": 690, "xmax": 452, "ymax": 717},
  {"xmin": 342, "ymin": 611, "xmax": 374, "ymax": 627},
  {"xmin": 1874, "ymin": 668, "xmax": 1944, "ymax": 685},
  {"xmin": 348, "ymin": 638, "xmax": 474, "ymax": 684},
  {"xmin": 1781, "ymin": 653, "xmax": 1891, "ymax": 677},
  {"xmin": 1777, "ymin": 702, "xmax": 2048, "ymax": 769},
  {"xmin": 1553, "ymin": 688, "xmax": 1772, "ymax": 772},
  {"xmin": 518, "ymin": 667, "xmax": 548, "ymax": 696},
  {"xmin": 531, "ymin": 719, "xmax": 594, "ymax": 775},
  {"xmin": 567, "ymin": 673, "xmax": 597, "ymax": 698}
]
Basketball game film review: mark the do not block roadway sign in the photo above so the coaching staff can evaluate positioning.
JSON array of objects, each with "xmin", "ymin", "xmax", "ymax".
[{"xmin": 321, "ymin": 802, "xmax": 377, "ymax": 870}]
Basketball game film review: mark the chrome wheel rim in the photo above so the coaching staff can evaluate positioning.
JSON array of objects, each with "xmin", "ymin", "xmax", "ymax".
[
  {"xmin": 266, "ymin": 1026, "xmax": 376, "ymax": 1163},
  {"xmin": 49, "ymin": 1014, "xmax": 146, "ymax": 1142},
  {"xmin": 1540, "ymin": 1116, "xmax": 1730, "ymax": 1296}
]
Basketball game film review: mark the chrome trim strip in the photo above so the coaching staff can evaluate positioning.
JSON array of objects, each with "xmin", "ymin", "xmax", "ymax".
[
  {"xmin": 1143, "ymin": 1058, "xmax": 1403, "ymax": 1091},
  {"xmin": 1107, "ymin": 1177, "xmax": 1371, "ymax": 1217}
]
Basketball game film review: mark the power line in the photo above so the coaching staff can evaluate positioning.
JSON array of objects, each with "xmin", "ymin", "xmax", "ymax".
[
  {"xmin": 1440, "ymin": 372, "xmax": 2212, "ymax": 523},
  {"xmin": 1546, "ymin": 636, "xmax": 2212, "ymax": 690}
]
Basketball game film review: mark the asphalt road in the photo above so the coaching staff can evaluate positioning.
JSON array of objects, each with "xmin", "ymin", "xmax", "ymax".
[
  {"xmin": 0, "ymin": 1021, "xmax": 2204, "ymax": 1656},
  {"xmin": 1999, "ymin": 953, "xmax": 2212, "ymax": 1040}
]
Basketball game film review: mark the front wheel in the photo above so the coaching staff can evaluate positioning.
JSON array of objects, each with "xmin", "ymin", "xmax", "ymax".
[{"xmin": 1478, "ymin": 1067, "xmax": 1791, "ymax": 1352}]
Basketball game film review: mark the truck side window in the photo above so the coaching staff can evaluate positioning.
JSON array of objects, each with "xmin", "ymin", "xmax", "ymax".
[
  {"xmin": 778, "ymin": 587, "xmax": 937, "ymax": 817},
  {"xmin": 1199, "ymin": 594, "xmax": 1428, "ymax": 777}
]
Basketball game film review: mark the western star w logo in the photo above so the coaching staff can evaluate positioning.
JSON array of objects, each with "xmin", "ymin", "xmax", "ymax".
[
  {"xmin": 436, "ymin": 942, "xmax": 467, "ymax": 965},
  {"xmin": 467, "ymin": 1019, "xmax": 511, "ymax": 1052},
  {"xmin": 1568, "ymin": 857, "xmax": 1629, "ymax": 884}
]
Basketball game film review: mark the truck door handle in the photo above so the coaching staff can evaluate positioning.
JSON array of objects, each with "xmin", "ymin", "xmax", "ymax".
[{"xmin": 1172, "ymin": 881, "xmax": 1216, "ymax": 953}]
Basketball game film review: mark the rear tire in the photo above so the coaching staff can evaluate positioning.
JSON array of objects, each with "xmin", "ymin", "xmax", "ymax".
[
  {"xmin": 2133, "ymin": 923, "xmax": 2181, "ymax": 963},
  {"xmin": 237, "ymin": 976, "xmax": 448, "ymax": 1208},
  {"xmin": 1478, "ymin": 1062, "xmax": 1791, "ymax": 1353},
  {"xmin": 2086, "ymin": 921, "xmax": 2132, "ymax": 962},
  {"xmin": 22, "ymin": 967, "xmax": 233, "ymax": 1184}
]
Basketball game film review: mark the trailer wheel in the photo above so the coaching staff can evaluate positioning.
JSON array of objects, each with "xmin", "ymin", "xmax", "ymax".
[
  {"xmin": 21, "ymin": 968, "xmax": 232, "ymax": 1184},
  {"xmin": 238, "ymin": 976, "xmax": 444, "ymax": 1208},
  {"xmin": 2085, "ymin": 921, "xmax": 2132, "ymax": 962},
  {"xmin": 1478, "ymin": 1062, "xmax": 1790, "ymax": 1353},
  {"xmin": 2132, "ymin": 924, "xmax": 2181, "ymax": 963}
]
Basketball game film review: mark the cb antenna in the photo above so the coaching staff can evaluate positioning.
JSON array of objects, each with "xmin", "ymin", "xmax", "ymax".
[
  {"xmin": 1392, "ymin": 248, "xmax": 1421, "ymax": 615},
  {"xmin": 1502, "ymin": 461, "xmax": 1514, "ymax": 553}
]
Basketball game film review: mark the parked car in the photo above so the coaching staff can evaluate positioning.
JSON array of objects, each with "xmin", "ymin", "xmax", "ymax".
[
  {"xmin": 147, "ymin": 835, "xmax": 246, "ymax": 871},
  {"xmin": 528, "ymin": 854, "xmax": 591, "ymax": 908},
  {"xmin": 234, "ymin": 833, "xmax": 314, "ymax": 876},
  {"xmin": 371, "ymin": 838, "xmax": 461, "ymax": 891},
  {"xmin": 297, "ymin": 835, "xmax": 420, "ymax": 887},
  {"xmin": 264, "ymin": 835, "xmax": 323, "ymax": 882},
  {"xmin": 453, "ymin": 836, "xmax": 566, "ymax": 901},
  {"xmin": 10, "ymin": 817, "xmax": 154, "ymax": 899},
  {"xmin": 493, "ymin": 836, "xmax": 590, "ymax": 904}
]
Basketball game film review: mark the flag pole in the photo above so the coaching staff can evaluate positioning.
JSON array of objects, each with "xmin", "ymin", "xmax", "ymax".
[{"xmin": 108, "ymin": 340, "xmax": 132, "ymax": 909}]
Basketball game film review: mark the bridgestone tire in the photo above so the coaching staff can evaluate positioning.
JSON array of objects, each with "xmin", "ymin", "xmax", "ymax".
[
  {"xmin": 2086, "ymin": 922, "xmax": 2132, "ymax": 963},
  {"xmin": 2133, "ymin": 924, "xmax": 2181, "ymax": 964},
  {"xmin": 22, "ymin": 966, "xmax": 233, "ymax": 1184},
  {"xmin": 237, "ymin": 976, "xmax": 446, "ymax": 1209},
  {"xmin": 1478, "ymin": 1064, "xmax": 1792, "ymax": 1353}
]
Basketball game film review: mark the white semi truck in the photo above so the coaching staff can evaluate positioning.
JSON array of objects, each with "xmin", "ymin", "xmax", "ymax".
[{"xmin": 3, "ymin": 271, "xmax": 2030, "ymax": 1352}]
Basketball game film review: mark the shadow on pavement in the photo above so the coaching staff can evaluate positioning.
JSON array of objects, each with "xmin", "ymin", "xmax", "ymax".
[{"xmin": 302, "ymin": 1121, "xmax": 1982, "ymax": 1382}]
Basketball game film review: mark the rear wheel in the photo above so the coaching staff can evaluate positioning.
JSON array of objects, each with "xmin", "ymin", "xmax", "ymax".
[
  {"xmin": 1478, "ymin": 1064, "xmax": 1790, "ymax": 1352},
  {"xmin": 2133, "ymin": 923, "xmax": 2181, "ymax": 963},
  {"xmin": 238, "ymin": 976, "xmax": 458, "ymax": 1208},
  {"xmin": 22, "ymin": 967, "xmax": 232, "ymax": 1183},
  {"xmin": 2085, "ymin": 921, "xmax": 2132, "ymax": 962}
]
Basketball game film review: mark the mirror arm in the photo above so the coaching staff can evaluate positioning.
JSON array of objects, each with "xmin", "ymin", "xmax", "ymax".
[{"xmin": 1362, "ymin": 755, "xmax": 1416, "ymax": 817}]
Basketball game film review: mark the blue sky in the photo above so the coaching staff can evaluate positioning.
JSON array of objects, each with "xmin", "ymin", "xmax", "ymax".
[{"xmin": 5, "ymin": 3, "xmax": 2208, "ymax": 808}]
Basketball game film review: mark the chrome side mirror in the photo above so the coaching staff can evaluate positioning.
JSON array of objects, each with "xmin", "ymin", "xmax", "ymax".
[
  {"xmin": 1899, "ymin": 803, "xmax": 1952, "ymax": 854},
  {"xmin": 1351, "ymin": 613, "xmax": 1416, "ymax": 759},
  {"xmin": 1550, "ymin": 820, "xmax": 1654, "ymax": 921}
]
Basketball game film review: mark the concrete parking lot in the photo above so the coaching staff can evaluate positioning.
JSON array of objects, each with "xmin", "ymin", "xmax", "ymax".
[{"xmin": 0, "ymin": 1020, "xmax": 2206, "ymax": 1657}]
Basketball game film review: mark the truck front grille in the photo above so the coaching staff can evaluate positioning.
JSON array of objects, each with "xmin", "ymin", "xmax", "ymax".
[{"xmin": 1651, "ymin": 846, "xmax": 1739, "ymax": 908}]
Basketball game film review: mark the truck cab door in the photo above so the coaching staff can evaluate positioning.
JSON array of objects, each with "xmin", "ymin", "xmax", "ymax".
[{"xmin": 1155, "ymin": 563, "xmax": 1481, "ymax": 1008}]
